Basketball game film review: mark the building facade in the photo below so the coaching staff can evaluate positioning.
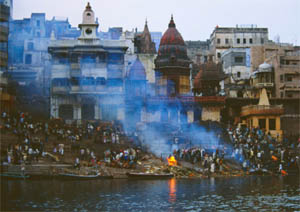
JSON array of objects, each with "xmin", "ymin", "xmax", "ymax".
[
  {"xmin": 0, "ymin": 0, "xmax": 14, "ymax": 113},
  {"xmin": 210, "ymin": 25, "xmax": 269, "ymax": 62},
  {"xmin": 49, "ymin": 3, "xmax": 128, "ymax": 123}
]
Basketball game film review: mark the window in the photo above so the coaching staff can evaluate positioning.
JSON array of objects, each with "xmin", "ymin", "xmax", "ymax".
[
  {"xmin": 234, "ymin": 56, "xmax": 243, "ymax": 63},
  {"xmin": 96, "ymin": 77, "xmax": 106, "ymax": 85},
  {"xmin": 59, "ymin": 58, "xmax": 68, "ymax": 64},
  {"xmin": 70, "ymin": 77, "xmax": 80, "ymax": 86},
  {"xmin": 81, "ymin": 55, "xmax": 96, "ymax": 63},
  {"xmin": 108, "ymin": 53, "xmax": 123, "ymax": 64},
  {"xmin": 243, "ymin": 38, "xmax": 246, "ymax": 44},
  {"xmin": 37, "ymin": 20, "xmax": 40, "ymax": 27},
  {"xmin": 52, "ymin": 78, "xmax": 69, "ymax": 86},
  {"xmin": 286, "ymin": 92, "xmax": 293, "ymax": 98},
  {"xmin": 237, "ymin": 72, "xmax": 241, "ymax": 78},
  {"xmin": 269, "ymin": 119, "xmax": 276, "ymax": 130},
  {"xmin": 237, "ymin": 38, "xmax": 240, "ymax": 44},
  {"xmin": 217, "ymin": 38, "xmax": 221, "ymax": 44},
  {"xmin": 27, "ymin": 42, "xmax": 34, "ymax": 51},
  {"xmin": 25, "ymin": 54, "xmax": 32, "ymax": 64},
  {"xmin": 59, "ymin": 104, "xmax": 73, "ymax": 120},
  {"xmin": 82, "ymin": 104, "xmax": 95, "ymax": 120},
  {"xmin": 280, "ymin": 75, "xmax": 283, "ymax": 82},
  {"xmin": 280, "ymin": 92, "xmax": 284, "ymax": 98},
  {"xmin": 266, "ymin": 74, "xmax": 269, "ymax": 82},
  {"xmin": 81, "ymin": 77, "xmax": 95, "ymax": 86},
  {"xmin": 249, "ymin": 38, "xmax": 253, "ymax": 44},
  {"xmin": 261, "ymin": 38, "xmax": 264, "ymax": 44},
  {"xmin": 225, "ymin": 38, "xmax": 229, "ymax": 44},
  {"xmin": 286, "ymin": 75, "xmax": 292, "ymax": 82},
  {"xmin": 85, "ymin": 28, "xmax": 92, "ymax": 35},
  {"xmin": 259, "ymin": 119, "xmax": 266, "ymax": 129},
  {"xmin": 0, "ymin": 42, "xmax": 7, "ymax": 51},
  {"xmin": 217, "ymin": 52, "xmax": 221, "ymax": 58}
]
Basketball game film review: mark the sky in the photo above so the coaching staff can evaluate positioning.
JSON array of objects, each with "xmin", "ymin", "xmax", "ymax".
[{"xmin": 13, "ymin": 0, "xmax": 299, "ymax": 44}]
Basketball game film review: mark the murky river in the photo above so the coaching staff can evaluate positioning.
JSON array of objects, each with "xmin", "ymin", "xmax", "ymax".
[{"xmin": 1, "ymin": 176, "xmax": 299, "ymax": 211}]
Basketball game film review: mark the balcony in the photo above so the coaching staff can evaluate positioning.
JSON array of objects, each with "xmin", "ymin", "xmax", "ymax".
[
  {"xmin": 254, "ymin": 82, "xmax": 274, "ymax": 88},
  {"xmin": 81, "ymin": 85, "xmax": 95, "ymax": 92},
  {"xmin": 95, "ymin": 85, "xmax": 106, "ymax": 91},
  {"xmin": 52, "ymin": 86, "xmax": 69, "ymax": 94},
  {"xmin": 0, "ymin": 13, "xmax": 9, "ymax": 22},
  {"xmin": 70, "ymin": 69, "xmax": 81, "ymax": 77},
  {"xmin": 70, "ymin": 63, "xmax": 80, "ymax": 70},
  {"xmin": 70, "ymin": 86, "xmax": 80, "ymax": 92},
  {"xmin": 68, "ymin": 85, "xmax": 107, "ymax": 94},
  {"xmin": 241, "ymin": 105, "xmax": 284, "ymax": 117}
]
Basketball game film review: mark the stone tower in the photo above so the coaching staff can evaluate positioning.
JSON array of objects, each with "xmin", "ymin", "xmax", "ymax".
[{"xmin": 155, "ymin": 15, "xmax": 191, "ymax": 96}]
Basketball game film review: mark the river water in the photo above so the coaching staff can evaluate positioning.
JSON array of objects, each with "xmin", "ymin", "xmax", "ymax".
[{"xmin": 1, "ymin": 176, "xmax": 299, "ymax": 211}]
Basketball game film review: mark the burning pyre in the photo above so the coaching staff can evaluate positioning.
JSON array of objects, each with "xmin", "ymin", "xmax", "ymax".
[{"xmin": 167, "ymin": 155, "xmax": 177, "ymax": 166}]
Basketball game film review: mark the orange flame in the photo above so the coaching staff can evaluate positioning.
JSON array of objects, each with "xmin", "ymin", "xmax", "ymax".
[{"xmin": 167, "ymin": 156, "xmax": 177, "ymax": 166}]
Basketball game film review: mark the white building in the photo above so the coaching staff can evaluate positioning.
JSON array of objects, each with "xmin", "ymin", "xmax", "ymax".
[
  {"xmin": 48, "ymin": 3, "xmax": 128, "ymax": 123},
  {"xmin": 210, "ymin": 25, "xmax": 269, "ymax": 62}
]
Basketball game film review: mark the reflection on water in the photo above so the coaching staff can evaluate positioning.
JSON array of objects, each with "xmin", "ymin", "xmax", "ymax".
[
  {"xmin": 168, "ymin": 178, "xmax": 176, "ymax": 203},
  {"xmin": 1, "ymin": 176, "xmax": 299, "ymax": 211}
]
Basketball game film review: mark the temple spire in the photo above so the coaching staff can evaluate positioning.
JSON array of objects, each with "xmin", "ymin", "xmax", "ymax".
[
  {"xmin": 168, "ymin": 14, "xmax": 176, "ymax": 28},
  {"xmin": 86, "ymin": 2, "xmax": 92, "ymax": 11}
]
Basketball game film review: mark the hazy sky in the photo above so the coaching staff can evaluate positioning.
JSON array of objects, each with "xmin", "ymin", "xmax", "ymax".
[{"xmin": 14, "ymin": 0, "xmax": 299, "ymax": 44}]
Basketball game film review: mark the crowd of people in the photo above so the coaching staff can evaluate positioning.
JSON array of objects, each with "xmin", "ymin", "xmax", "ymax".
[
  {"xmin": 0, "ymin": 111, "xmax": 130, "ymax": 167},
  {"xmin": 103, "ymin": 148, "xmax": 141, "ymax": 169},
  {"xmin": 227, "ymin": 125, "xmax": 299, "ymax": 174},
  {"xmin": 173, "ymin": 125, "xmax": 299, "ymax": 175},
  {"xmin": 1, "ymin": 111, "xmax": 299, "ymax": 175},
  {"xmin": 174, "ymin": 147, "xmax": 226, "ymax": 174}
]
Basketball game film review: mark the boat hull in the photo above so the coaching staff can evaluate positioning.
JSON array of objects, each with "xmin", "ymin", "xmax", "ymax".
[
  {"xmin": 56, "ymin": 173, "xmax": 112, "ymax": 180},
  {"xmin": 0, "ymin": 173, "xmax": 30, "ymax": 180},
  {"xmin": 127, "ymin": 172, "xmax": 174, "ymax": 179}
]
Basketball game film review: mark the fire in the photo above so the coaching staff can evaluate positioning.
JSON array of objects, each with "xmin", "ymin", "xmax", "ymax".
[{"xmin": 167, "ymin": 155, "xmax": 177, "ymax": 166}]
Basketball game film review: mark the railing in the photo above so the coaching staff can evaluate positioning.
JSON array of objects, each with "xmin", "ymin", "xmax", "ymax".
[
  {"xmin": 0, "ymin": 13, "xmax": 9, "ymax": 22},
  {"xmin": 147, "ymin": 96, "xmax": 226, "ymax": 103},
  {"xmin": 52, "ymin": 85, "xmax": 107, "ymax": 94},
  {"xmin": 70, "ymin": 63, "xmax": 80, "ymax": 70},
  {"xmin": 254, "ymin": 82, "xmax": 274, "ymax": 88},
  {"xmin": 280, "ymin": 64, "xmax": 300, "ymax": 69},
  {"xmin": 241, "ymin": 105, "xmax": 284, "ymax": 117},
  {"xmin": 52, "ymin": 87, "xmax": 69, "ymax": 93}
]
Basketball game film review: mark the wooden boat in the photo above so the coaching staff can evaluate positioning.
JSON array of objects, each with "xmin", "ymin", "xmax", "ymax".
[
  {"xmin": 57, "ymin": 172, "xmax": 112, "ymax": 180},
  {"xmin": 0, "ymin": 172, "xmax": 30, "ymax": 180},
  {"xmin": 127, "ymin": 172, "xmax": 174, "ymax": 179},
  {"xmin": 249, "ymin": 168, "xmax": 271, "ymax": 175}
]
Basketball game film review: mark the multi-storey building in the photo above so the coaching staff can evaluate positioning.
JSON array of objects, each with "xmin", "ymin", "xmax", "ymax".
[
  {"xmin": 250, "ymin": 44, "xmax": 300, "ymax": 99},
  {"xmin": 210, "ymin": 25, "xmax": 269, "ymax": 62},
  {"xmin": 0, "ymin": 1, "xmax": 9, "ymax": 72},
  {"xmin": 0, "ymin": 0, "xmax": 14, "ymax": 112},
  {"xmin": 49, "ymin": 3, "xmax": 128, "ymax": 123},
  {"xmin": 185, "ymin": 40, "xmax": 210, "ymax": 64},
  {"xmin": 223, "ymin": 43, "xmax": 300, "ymax": 137}
]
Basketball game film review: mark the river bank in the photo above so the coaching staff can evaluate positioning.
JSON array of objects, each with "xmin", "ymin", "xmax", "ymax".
[
  {"xmin": 1, "ymin": 116, "xmax": 298, "ymax": 180},
  {"xmin": 0, "ymin": 156, "xmax": 252, "ymax": 180}
]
